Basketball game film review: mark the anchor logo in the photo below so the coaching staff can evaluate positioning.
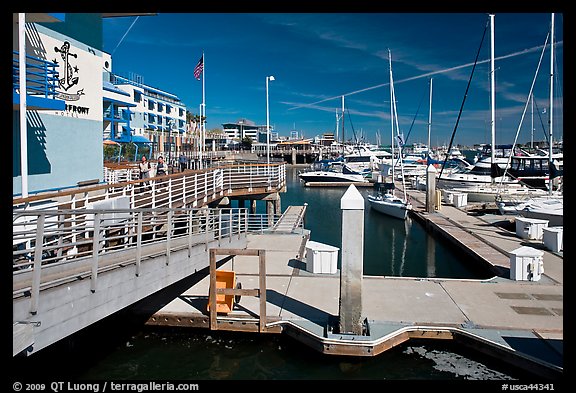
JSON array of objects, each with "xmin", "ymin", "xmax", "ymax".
[{"xmin": 54, "ymin": 41, "xmax": 79, "ymax": 91}]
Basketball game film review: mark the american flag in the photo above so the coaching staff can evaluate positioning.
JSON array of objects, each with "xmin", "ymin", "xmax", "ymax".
[{"xmin": 193, "ymin": 55, "xmax": 204, "ymax": 80}]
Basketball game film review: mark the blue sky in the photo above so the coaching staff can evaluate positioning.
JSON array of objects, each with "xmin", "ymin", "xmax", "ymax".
[{"xmin": 103, "ymin": 13, "xmax": 563, "ymax": 147}]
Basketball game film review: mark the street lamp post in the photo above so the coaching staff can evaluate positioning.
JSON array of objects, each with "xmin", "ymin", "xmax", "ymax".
[
  {"xmin": 266, "ymin": 75, "xmax": 275, "ymax": 181},
  {"xmin": 168, "ymin": 120, "xmax": 174, "ymax": 170}
]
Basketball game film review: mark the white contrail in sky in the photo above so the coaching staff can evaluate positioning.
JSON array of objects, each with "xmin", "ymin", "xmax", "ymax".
[
  {"xmin": 112, "ymin": 16, "xmax": 140, "ymax": 55},
  {"xmin": 288, "ymin": 42, "xmax": 562, "ymax": 111}
]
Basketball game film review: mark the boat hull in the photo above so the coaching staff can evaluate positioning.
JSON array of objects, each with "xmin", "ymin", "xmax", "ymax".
[
  {"xmin": 299, "ymin": 171, "xmax": 367, "ymax": 183},
  {"xmin": 367, "ymin": 194, "xmax": 411, "ymax": 220}
]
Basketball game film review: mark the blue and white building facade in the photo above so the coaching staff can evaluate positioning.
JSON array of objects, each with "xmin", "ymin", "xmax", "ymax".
[
  {"xmin": 13, "ymin": 13, "xmax": 189, "ymax": 197},
  {"xmin": 102, "ymin": 51, "xmax": 187, "ymax": 154},
  {"xmin": 13, "ymin": 13, "xmax": 106, "ymax": 196}
]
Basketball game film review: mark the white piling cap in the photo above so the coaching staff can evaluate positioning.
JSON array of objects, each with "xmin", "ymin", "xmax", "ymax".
[
  {"xmin": 341, "ymin": 184, "xmax": 365, "ymax": 210},
  {"xmin": 427, "ymin": 164, "xmax": 438, "ymax": 173}
]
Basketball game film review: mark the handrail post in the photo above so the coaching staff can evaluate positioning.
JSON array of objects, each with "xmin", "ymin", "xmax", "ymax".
[
  {"xmin": 168, "ymin": 177, "xmax": 172, "ymax": 207},
  {"xmin": 188, "ymin": 209, "xmax": 193, "ymax": 257},
  {"xmin": 258, "ymin": 249, "xmax": 267, "ymax": 332},
  {"xmin": 30, "ymin": 214, "xmax": 45, "ymax": 315},
  {"xmin": 194, "ymin": 173, "xmax": 198, "ymax": 203},
  {"xmin": 209, "ymin": 249, "xmax": 218, "ymax": 330},
  {"xmin": 90, "ymin": 213, "xmax": 101, "ymax": 293},
  {"xmin": 135, "ymin": 211, "xmax": 142, "ymax": 276},
  {"xmin": 166, "ymin": 209, "xmax": 172, "ymax": 265},
  {"xmin": 204, "ymin": 172, "xmax": 208, "ymax": 203},
  {"xmin": 218, "ymin": 209, "xmax": 222, "ymax": 246}
]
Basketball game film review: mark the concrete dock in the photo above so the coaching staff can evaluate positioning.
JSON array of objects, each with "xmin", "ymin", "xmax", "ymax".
[{"xmin": 134, "ymin": 188, "xmax": 563, "ymax": 379}]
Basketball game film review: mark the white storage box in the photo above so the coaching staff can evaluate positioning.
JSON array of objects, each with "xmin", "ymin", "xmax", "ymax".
[
  {"xmin": 509, "ymin": 246, "xmax": 544, "ymax": 281},
  {"xmin": 515, "ymin": 217, "xmax": 549, "ymax": 240},
  {"xmin": 542, "ymin": 227, "xmax": 563, "ymax": 252},
  {"xmin": 442, "ymin": 190, "xmax": 454, "ymax": 205},
  {"xmin": 305, "ymin": 240, "xmax": 339, "ymax": 274},
  {"xmin": 452, "ymin": 192, "xmax": 468, "ymax": 207}
]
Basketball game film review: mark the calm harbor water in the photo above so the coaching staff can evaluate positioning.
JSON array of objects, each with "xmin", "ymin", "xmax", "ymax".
[{"xmin": 13, "ymin": 164, "xmax": 539, "ymax": 382}]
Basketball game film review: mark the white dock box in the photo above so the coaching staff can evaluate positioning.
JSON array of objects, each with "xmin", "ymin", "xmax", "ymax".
[
  {"xmin": 542, "ymin": 227, "xmax": 563, "ymax": 252},
  {"xmin": 442, "ymin": 190, "xmax": 454, "ymax": 205},
  {"xmin": 515, "ymin": 217, "xmax": 548, "ymax": 240},
  {"xmin": 509, "ymin": 246, "xmax": 544, "ymax": 281},
  {"xmin": 305, "ymin": 240, "xmax": 339, "ymax": 274},
  {"xmin": 452, "ymin": 192, "xmax": 468, "ymax": 207}
]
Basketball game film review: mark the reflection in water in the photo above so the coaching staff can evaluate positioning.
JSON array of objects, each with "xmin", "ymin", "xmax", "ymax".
[{"xmin": 283, "ymin": 167, "xmax": 490, "ymax": 279}]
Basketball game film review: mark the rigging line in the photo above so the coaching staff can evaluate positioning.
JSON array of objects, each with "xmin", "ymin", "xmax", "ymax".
[
  {"xmin": 439, "ymin": 18, "xmax": 489, "ymax": 180},
  {"xmin": 532, "ymin": 98, "xmax": 549, "ymax": 143},
  {"xmin": 403, "ymin": 82, "xmax": 428, "ymax": 146},
  {"xmin": 500, "ymin": 31, "xmax": 549, "ymax": 186},
  {"xmin": 112, "ymin": 16, "xmax": 140, "ymax": 55},
  {"xmin": 345, "ymin": 107, "xmax": 359, "ymax": 146}
]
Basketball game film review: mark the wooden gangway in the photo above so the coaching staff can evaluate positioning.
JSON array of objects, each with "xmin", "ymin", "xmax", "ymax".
[{"xmin": 269, "ymin": 204, "xmax": 307, "ymax": 233}]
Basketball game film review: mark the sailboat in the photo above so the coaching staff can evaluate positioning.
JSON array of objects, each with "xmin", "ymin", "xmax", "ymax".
[
  {"xmin": 298, "ymin": 96, "xmax": 368, "ymax": 184},
  {"xmin": 496, "ymin": 13, "xmax": 563, "ymax": 225},
  {"xmin": 368, "ymin": 49, "xmax": 412, "ymax": 220},
  {"xmin": 437, "ymin": 14, "xmax": 545, "ymax": 203}
]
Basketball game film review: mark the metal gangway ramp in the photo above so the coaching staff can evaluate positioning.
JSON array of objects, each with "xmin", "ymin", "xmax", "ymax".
[
  {"xmin": 269, "ymin": 204, "xmax": 307, "ymax": 233},
  {"xmin": 13, "ymin": 207, "xmax": 249, "ymax": 356}
]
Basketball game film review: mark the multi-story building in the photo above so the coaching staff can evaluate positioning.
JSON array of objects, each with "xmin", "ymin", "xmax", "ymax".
[
  {"xmin": 102, "ymin": 52, "xmax": 188, "ymax": 159},
  {"xmin": 13, "ymin": 13, "xmax": 157, "ymax": 196},
  {"xmin": 222, "ymin": 119, "xmax": 274, "ymax": 143}
]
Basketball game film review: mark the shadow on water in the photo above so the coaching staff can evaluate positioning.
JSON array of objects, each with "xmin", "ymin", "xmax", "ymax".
[{"xmin": 12, "ymin": 316, "xmax": 542, "ymax": 381}]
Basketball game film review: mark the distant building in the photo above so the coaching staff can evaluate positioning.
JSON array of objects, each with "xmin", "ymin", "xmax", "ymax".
[
  {"xmin": 102, "ymin": 52, "xmax": 187, "ymax": 157},
  {"xmin": 315, "ymin": 132, "xmax": 335, "ymax": 146},
  {"xmin": 222, "ymin": 119, "xmax": 274, "ymax": 143}
]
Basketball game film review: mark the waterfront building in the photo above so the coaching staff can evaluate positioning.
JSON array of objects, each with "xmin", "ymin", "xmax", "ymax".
[
  {"xmin": 102, "ymin": 52, "xmax": 188, "ymax": 160},
  {"xmin": 13, "ymin": 13, "xmax": 154, "ymax": 196},
  {"xmin": 222, "ymin": 118, "xmax": 274, "ymax": 143}
]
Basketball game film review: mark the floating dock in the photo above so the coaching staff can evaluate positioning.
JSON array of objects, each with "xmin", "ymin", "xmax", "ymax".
[
  {"xmin": 304, "ymin": 181, "xmax": 373, "ymax": 187},
  {"xmin": 133, "ymin": 187, "xmax": 563, "ymax": 379}
]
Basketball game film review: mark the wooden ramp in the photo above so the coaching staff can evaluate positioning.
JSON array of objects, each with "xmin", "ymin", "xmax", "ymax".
[{"xmin": 270, "ymin": 205, "xmax": 307, "ymax": 233}]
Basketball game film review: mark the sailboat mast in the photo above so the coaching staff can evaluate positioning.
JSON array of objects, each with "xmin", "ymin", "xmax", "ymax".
[
  {"xmin": 548, "ymin": 13, "xmax": 554, "ymax": 195},
  {"xmin": 335, "ymin": 109, "xmax": 339, "ymax": 145},
  {"xmin": 388, "ymin": 49, "xmax": 395, "ymax": 183},
  {"xmin": 428, "ymin": 78, "xmax": 433, "ymax": 157},
  {"xmin": 531, "ymin": 93, "xmax": 534, "ymax": 149},
  {"xmin": 490, "ymin": 14, "xmax": 496, "ymax": 182},
  {"xmin": 341, "ymin": 95, "xmax": 345, "ymax": 154}
]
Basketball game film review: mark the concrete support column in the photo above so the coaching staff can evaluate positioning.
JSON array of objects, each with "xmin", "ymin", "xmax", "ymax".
[
  {"xmin": 266, "ymin": 200, "xmax": 274, "ymax": 226},
  {"xmin": 426, "ymin": 164, "xmax": 437, "ymax": 213},
  {"xmin": 250, "ymin": 199, "xmax": 257, "ymax": 215},
  {"xmin": 291, "ymin": 148, "xmax": 297, "ymax": 165},
  {"xmin": 339, "ymin": 185, "xmax": 364, "ymax": 335},
  {"xmin": 274, "ymin": 196, "xmax": 281, "ymax": 215}
]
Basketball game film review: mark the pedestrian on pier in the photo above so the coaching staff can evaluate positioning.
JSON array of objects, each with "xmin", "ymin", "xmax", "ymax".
[
  {"xmin": 179, "ymin": 153, "xmax": 187, "ymax": 172},
  {"xmin": 156, "ymin": 156, "xmax": 168, "ymax": 176},
  {"xmin": 138, "ymin": 155, "xmax": 151, "ymax": 190}
]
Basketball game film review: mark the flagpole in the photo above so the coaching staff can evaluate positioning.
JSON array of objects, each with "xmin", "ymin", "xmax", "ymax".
[{"xmin": 200, "ymin": 51, "xmax": 205, "ymax": 169}]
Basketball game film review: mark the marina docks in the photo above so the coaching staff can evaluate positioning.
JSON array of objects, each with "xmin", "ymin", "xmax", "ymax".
[
  {"xmin": 13, "ymin": 164, "xmax": 562, "ymax": 379},
  {"xmin": 133, "ymin": 186, "xmax": 563, "ymax": 379}
]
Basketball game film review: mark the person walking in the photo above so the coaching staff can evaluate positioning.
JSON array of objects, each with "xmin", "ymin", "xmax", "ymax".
[
  {"xmin": 179, "ymin": 153, "xmax": 187, "ymax": 172},
  {"xmin": 156, "ymin": 156, "xmax": 168, "ymax": 176},
  {"xmin": 138, "ymin": 155, "xmax": 151, "ymax": 190}
]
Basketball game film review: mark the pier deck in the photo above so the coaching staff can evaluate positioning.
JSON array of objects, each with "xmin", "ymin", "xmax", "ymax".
[{"xmin": 136, "ymin": 197, "xmax": 563, "ymax": 378}]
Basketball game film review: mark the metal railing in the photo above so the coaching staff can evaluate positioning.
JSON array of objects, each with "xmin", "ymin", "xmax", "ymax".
[
  {"xmin": 13, "ymin": 207, "xmax": 249, "ymax": 309},
  {"xmin": 13, "ymin": 51, "xmax": 60, "ymax": 100},
  {"xmin": 12, "ymin": 205, "xmax": 305, "ymax": 303},
  {"xmin": 13, "ymin": 163, "xmax": 286, "ymax": 213}
]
